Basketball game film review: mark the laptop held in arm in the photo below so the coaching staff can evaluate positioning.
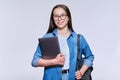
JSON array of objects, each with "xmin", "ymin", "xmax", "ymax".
[{"xmin": 38, "ymin": 36, "xmax": 60, "ymax": 59}]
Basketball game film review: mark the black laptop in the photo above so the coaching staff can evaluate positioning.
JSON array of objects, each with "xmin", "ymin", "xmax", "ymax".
[{"xmin": 38, "ymin": 37, "xmax": 60, "ymax": 59}]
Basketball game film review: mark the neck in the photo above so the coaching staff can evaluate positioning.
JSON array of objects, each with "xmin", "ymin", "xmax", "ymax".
[{"xmin": 57, "ymin": 27, "xmax": 70, "ymax": 37}]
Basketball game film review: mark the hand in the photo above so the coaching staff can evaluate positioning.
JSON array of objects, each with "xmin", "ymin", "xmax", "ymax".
[
  {"xmin": 75, "ymin": 70, "xmax": 83, "ymax": 80},
  {"xmin": 54, "ymin": 53, "xmax": 65, "ymax": 65}
]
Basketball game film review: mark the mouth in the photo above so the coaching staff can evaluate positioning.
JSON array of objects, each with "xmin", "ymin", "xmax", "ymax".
[{"xmin": 57, "ymin": 21, "xmax": 64, "ymax": 25}]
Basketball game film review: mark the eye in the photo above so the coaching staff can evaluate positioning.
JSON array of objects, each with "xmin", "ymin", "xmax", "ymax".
[
  {"xmin": 61, "ymin": 14, "xmax": 66, "ymax": 17},
  {"xmin": 53, "ymin": 15, "xmax": 58, "ymax": 17}
]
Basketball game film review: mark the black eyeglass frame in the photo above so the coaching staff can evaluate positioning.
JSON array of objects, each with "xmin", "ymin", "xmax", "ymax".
[{"xmin": 53, "ymin": 14, "xmax": 67, "ymax": 20}]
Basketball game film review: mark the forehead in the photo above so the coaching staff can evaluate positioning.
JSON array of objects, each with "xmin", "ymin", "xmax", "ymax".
[{"xmin": 53, "ymin": 7, "xmax": 66, "ymax": 15}]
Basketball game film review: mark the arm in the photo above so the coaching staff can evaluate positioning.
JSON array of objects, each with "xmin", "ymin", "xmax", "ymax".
[
  {"xmin": 76, "ymin": 35, "xmax": 94, "ymax": 79},
  {"xmin": 80, "ymin": 35, "xmax": 94, "ymax": 67},
  {"xmin": 31, "ymin": 45, "xmax": 65, "ymax": 67},
  {"xmin": 76, "ymin": 65, "xmax": 88, "ymax": 79},
  {"xmin": 36, "ymin": 54, "xmax": 65, "ymax": 67}
]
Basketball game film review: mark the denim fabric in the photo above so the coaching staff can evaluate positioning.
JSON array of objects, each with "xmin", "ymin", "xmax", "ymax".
[
  {"xmin": 31, "ymin": 29, "xmax": 94, "ymax": 80},
  {"xmin": 62, "ymin": 73, "xmax": 69, "ymax": 80}
]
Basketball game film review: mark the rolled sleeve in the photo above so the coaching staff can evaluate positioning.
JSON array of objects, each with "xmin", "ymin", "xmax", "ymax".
[
  {"xmin": 84, "ymin": 57, "xmax": 94, "ymax": 67},
  {"xmin": 31, "ymin": 45, "xmax": 42, "ymax": 67},
  {"xmin": 31, "ymin": 58, "xmax": 40, "ymax": 67}
]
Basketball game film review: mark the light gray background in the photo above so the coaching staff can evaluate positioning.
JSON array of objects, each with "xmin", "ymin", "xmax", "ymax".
[{"xmin": 0, "ymin": 0, "xmax": 120, "ymax": 80}]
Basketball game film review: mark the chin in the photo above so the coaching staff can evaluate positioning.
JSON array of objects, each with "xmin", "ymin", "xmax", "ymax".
[
  {"xmin": 58, "ymin": 25, "xmax": 66, "ymax": 28},
  {"xmin": 58, "ymin": 26, "xmax": 65, "ymax": 29}
]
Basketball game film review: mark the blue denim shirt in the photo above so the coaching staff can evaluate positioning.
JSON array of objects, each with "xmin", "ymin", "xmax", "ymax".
[{"xmin": 31, "ymin": 29, "xmax": 94, "ymax": 80}]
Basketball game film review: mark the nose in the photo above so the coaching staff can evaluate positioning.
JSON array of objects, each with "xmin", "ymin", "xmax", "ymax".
[{"xmin": 58, "ymin": 16, "xmax": 62, "ymax": 21}]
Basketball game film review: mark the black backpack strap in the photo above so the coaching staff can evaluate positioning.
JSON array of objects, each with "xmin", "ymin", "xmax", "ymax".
[
  {"xmin": 77, "ymin": 34, "xmax": 81, "ymax": 61},
  {"xmin": 76, "ymin": 34, "xmax": 81, "ymax": 70}
]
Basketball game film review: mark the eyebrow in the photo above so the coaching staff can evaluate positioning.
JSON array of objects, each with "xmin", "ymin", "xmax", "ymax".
[{"xmin": 53, "ymin": 13, "xmax": 66, "ymax": 15}]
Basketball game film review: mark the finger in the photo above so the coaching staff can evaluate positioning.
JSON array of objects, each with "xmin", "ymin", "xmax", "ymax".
[
  {"xmin": 59, "ymin": 54, "xmax": 64, "ymax": 57},
  {"xmin": 75, "ymin": 71, "xmax": 82, "ymax": 79},
  {"xmin": 75, "ymin": 71, "xmax": 80, "ymax": 75},
  {"xmin": 76, "ymin": 75, "xmax": 82, "ymax": 80}
]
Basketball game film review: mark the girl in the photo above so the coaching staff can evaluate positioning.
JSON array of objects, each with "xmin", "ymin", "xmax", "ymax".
[{"xmin": 31, "ymin": 4, "xmax": 94, "ymax": 80}]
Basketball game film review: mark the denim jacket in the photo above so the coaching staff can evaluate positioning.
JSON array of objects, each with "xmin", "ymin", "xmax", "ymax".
[{"xmin": 31, "ymin": 29, "xmax": 94, "ymax": 80}]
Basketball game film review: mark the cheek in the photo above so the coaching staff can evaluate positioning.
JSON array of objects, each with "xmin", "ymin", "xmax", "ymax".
[
  {"xmin": 64, "ymin": 19, "xmax": 69, "ymax": 24},
  {"xmin": 54, "ymin": 21, "xmax": 58, "ymax": 25},
  {"xmin": 65, "ymin": 17, "xmax": 69, "ymax": 23}
]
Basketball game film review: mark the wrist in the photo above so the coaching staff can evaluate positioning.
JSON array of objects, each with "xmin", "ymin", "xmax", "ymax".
[{"xmin": 52, "ymin": 58, "xmax": 58, "ymax": 65}]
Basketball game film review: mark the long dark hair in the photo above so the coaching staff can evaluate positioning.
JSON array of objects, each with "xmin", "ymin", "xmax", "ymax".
[{"xmin": 46, "ymin": 4, "xmax": 74, "ymax": 33}]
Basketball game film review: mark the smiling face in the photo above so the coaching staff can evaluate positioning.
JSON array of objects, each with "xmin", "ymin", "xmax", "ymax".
[{"xmin": 53, "ymin": 7, "xmax": 69, "ymax": 30}]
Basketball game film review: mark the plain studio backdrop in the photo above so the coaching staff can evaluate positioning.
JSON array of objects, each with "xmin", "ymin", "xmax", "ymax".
[{"xmin": 0, "ymin": 0, "xmax": 120, "ymax": 80}]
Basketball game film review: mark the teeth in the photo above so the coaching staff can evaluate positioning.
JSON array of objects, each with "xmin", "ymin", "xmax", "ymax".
[
  {"xmin": 58, "ymin": 22, "xmax": 63, "ymax": 25},
  {"xmin": 58, "ymin": 23, "xmax": 62, "ymax": 25}
]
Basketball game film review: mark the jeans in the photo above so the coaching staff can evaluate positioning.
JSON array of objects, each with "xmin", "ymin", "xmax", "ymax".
[{"xmin": 62, "ymin": 73, "xmax": 69, "ymax": 80}]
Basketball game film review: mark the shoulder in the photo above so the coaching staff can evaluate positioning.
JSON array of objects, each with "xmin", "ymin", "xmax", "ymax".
[
  {"xmin": 42, "ymin": 29, "xmax": 57, "ymax": 38},
  {"xmin": 74, "ymin": 33, "xmax": 85, "ymax": 40},
  {"xmin": 79, "ymin": 34, "xmax": 86, "ymax": 41},
  {"xmin": 42, "ymin": 33, "xmax": 55, "ymax": 38},
  {"xmin": 79, "ymin": 34, "xmax": 90, "ymax": 47},
  {"xmin": 75, "ymin": 33, "xmax": 88, "ymax": 44},
  {"xmin": 71, "ymin": 32, "xmax": 85, "ymax": 40}
]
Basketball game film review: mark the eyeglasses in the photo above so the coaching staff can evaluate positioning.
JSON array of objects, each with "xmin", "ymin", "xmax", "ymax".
[{"xmin": 53, "ymin": 14, "xmax": 67, "ymax": 20}]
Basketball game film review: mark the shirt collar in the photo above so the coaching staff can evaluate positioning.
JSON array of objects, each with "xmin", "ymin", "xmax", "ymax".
[{"xmin": 52, "ymin": 28, "xmax": 74, "ymax": 37}]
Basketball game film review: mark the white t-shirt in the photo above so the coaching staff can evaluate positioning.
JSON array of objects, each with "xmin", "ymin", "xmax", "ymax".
[{"xmin": 58, "ymin": 35, "xmax": 69, "ymax": 70}]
